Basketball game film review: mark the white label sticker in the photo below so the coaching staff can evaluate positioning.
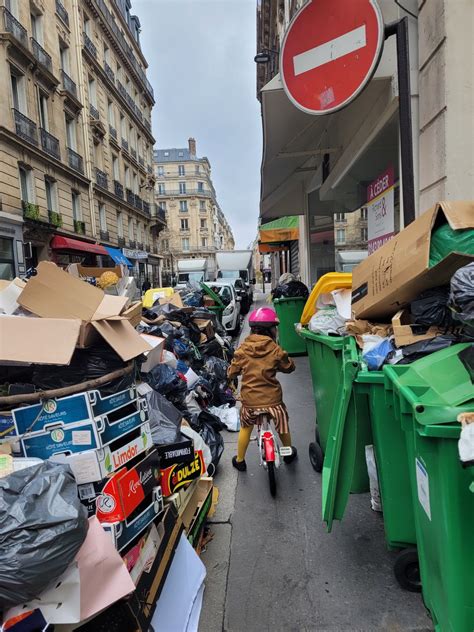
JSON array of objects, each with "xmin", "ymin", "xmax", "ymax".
[
  {"xmin": 415, "ymin": 458, "xmax": 431, "ymax": 520},
  {"xmin": 72, "ymin": 430, "xmax": 92, "ymax": 446},
  {"xmin": 78, "ymin": 483, "xmax": 95, "ymax": 500}
]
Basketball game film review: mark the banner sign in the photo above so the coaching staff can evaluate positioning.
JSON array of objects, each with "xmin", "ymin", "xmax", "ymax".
[{"xmin": 367, "ymin": 166, "xmax": 395, "ymax": 254}]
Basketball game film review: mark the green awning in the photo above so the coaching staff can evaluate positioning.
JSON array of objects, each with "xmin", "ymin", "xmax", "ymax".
[{"xmin": 259, "ymin": 216, "xmax": 299, "ymax": 243}]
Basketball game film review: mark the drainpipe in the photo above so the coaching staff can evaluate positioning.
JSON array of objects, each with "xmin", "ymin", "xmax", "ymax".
[{"xmin": 71, "ymin": 0, "xmax": 97, "ymax": 240}]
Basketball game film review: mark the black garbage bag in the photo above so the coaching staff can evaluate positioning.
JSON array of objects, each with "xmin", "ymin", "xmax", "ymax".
[
  {"xmin": 182, "ymin": 289, "xmax": 204, "ymax": 307},
  {"xmin": 146, "ymin": 390, "xmax": 182, "ymax": 445},
  {"xmin": 145, "ymin": 364, "xmax": 187, "ymax": 398},
  {"xmin": 32, "ymin": 342, "xmax": 134, "ymax": 396},
  {"xmin": 397, "ymin": 335, "xmax": 457, "ymax": 364},
  {"xmin": 196, "ymin": 409, "xmax": 227, "ymax": 432},
  {"xmin": 203, "ymin": 357, "xmax": 229, "ymax": 381},
  {"xmin": 200, "ymin": 422, "xmax": 224, "ymax": 471},
  {"xmin": 410, "ymin": 286, "xmax": 453, "ymax": 327},
  {"xmin": 0, "ymin": 461, "xmax": 88, "ymax": 608},
  {"xmin": 272, "ymin": 280, "xmax": 309, "ymax": 300},
  {"xmin": 450, "ymin": 263, "xmax": 474, "ymax": 326}
]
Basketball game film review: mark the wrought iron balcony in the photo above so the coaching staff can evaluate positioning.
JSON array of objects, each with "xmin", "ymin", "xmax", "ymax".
[
  {"xmin": 31, "ymin": 38, "xmax": 53, "ymax": 72},
  {"xmin": 147, "ymin": 164, "xmax": 152, "ymax": 174},
  {"xmin": 134, "ymin": 106, "xmax": 143, "ymax": 122},
  {"xmin": 143, "ymin": 201, "xmax": 150, "ymax": 215},
  {"xmin": 67, "ymin": 147, "xmax": 84, "ymax": 174},
  {"xmin": 134, "ymin": 194, "xmax": 143, "ymax": 211},
  {"xmin": 90, "ymin": 104, "xmax": 100, "ymax": 119},
  {"xmin": 117, "ymin": 80, "xmax": 127, "ymax": 100},
  {"xmin": 122, "ymin": 138, "xmax": 129, "ymax": 152},
  {"xmin": 126, "ymin": 188, "xmax": 134, "ymax": 205},
  {"xmin": 40, "ymin": 128, "xmax": 60, "ymax": 159},
  {"xmin": 100, "ymin": 230, "xmax": 109, "ymax": 241},
  {"xmin": 136, "ymin": 242, "xmax": 143, "ymax": 250},
  {"xmin": 83, "ymin": 32, "xmax": 97, "ymax": 58},
  {"xmin": 3, "ymin": 7, "xmax": 27, "ymax": 47},
  {"xmin": 154, "ymin": 205, "xmax": 166, "ymax": 223},
  {"xmin": 74, "ymin": 219, "xmax": 86, "ymax": 235},
  {"xmin": 144, "ymin": 118, "xmax": 151, "ymax": 132},
  {"xmin": 95, "ymin": 168, "xmax": 108, "ymax": 189},
  {"xmin": 104, "ymin": 61, "xmax": 115, "ymax": 83},
  {"xmin": 155, "ymin": 188, "xmax": 212, "ymax": 198},
  {"xmin": 61, "ymin": 69, "xmax": 77, "ymax": 97},
  {"xmin": 128, "ymin": 240, "xmax": 136, "ymax": 249},
  {"xmin": 114, "ymin": 180, "xmax": 124, "ymax": 198},
  {"xmin": 109, "ymin": 125, "xmax": 117, "ymax": 139},
  {"xmin": 55, "ymin": 0, "xmax": 69, "ymax": 26},
  {"xmin": 13, "ymin": 109, "xmax": 38, "ymax": 146},
  {"xmin": 48, "ymin": 210, "xmax": 63, "ymax": 227},
  {"xmin": 117, "ymin": 236, "xmax": 125, "ymax": 247}
]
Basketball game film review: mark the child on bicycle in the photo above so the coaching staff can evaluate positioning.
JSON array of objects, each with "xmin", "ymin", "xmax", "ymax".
[{"xmin": 228, "ymin": 306, "xmax": 297, "ymax": 471}]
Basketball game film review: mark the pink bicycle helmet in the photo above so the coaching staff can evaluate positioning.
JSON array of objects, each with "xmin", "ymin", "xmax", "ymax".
[{"xmin": 248, "ymin": 306, "xmax": 279, "ymax": 328}]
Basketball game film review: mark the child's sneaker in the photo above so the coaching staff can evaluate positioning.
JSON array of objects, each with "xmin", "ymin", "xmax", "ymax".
[
  {"xmin": 232, "ymin": 456, "xmax": 247, "ymax": 471},
  {"xmin": 284, "ymin": 447, "xmax": 298, "ymax": 464}
]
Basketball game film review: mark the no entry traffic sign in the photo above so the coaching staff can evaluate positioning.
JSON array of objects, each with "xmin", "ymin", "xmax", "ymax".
[{"xmin": 280, "ymin": 0, "xmax": 384, "ymax": 115}]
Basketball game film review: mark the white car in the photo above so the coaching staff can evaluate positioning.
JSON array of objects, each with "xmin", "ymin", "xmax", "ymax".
[{"xmin": 207, "ymin": 281, "xmax": 241, "ymax": 335}]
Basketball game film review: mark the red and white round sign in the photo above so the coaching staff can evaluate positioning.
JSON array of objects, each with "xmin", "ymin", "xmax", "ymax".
[{"xmin": 280, "ymin": 0, "xmax": 384, "ymax": 115}]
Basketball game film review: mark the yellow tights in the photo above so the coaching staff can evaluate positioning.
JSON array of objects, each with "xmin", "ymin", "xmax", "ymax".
[{"xmin": 236, "ymin": 425, "xmax": 292, "ymax": 462}]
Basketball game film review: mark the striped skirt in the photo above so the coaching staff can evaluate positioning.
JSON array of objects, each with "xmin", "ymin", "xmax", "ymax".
[{"xmin": 240, "ymin": 402, "xmax": 290, "ymax": 434}]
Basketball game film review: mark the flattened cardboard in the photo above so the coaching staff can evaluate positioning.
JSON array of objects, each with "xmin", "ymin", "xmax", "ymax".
[
  {"xmin": 351, "ymin": 202, "xmax": 474, "ymax": 319},
  {"xmin": 392, "ymin": 309, "xmax": 442, "ymax": 347},
  {"xmin": 0, "ymin": 316, "xmax": 82, "ymax": 365},
  {"xmin": 193, "ymin": 318, "xmax": 214, "ymax": 340},
  {"xmin": 139, "ymin": 334, "xmax": 165, "ymax": 372},
  {"xmin": 92, "ymin": 319, "xmax": 151, "ymax": 361},
  {"xmin": 160, "ymin": 450, "xmax": 205, "ymax": 496},
  {"xmin": 159, "ymin": 292, "xmax": 184, "ymax": 308}
]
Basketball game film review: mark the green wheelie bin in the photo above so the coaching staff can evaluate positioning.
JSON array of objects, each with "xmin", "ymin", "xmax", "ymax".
[
  {"xmin": 272, "ymin": 297, "xmax": 307, "ymax": 356},
  {"xmin": 384, "ymin": 344, "xmax": 474, "ymax": 632},
  {"xmin": 298, "ymin": 329, "xmax": 371, "ymax": 494}
]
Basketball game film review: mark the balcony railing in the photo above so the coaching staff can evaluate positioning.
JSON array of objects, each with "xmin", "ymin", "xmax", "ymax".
[
  {"xmin": 136, "ymin": 242, "xmax": 143, "ymax": 250},
  {"xmin": 143, "ymin": 201, "xmax": 150, "ymax": 215},
  {"xmin": 117, "ymin": 236, "xmax": 125, "ymax": 247},
  {"xmin": 83, "ymin": 32, "xmax": 97, "ymax": 58},
  {"xmin": 122, "ymin": 138, "xmax": 129, "ymax": 152},
  {"xmin": 31, "ymin": 38, "xmax": 53, "ymax": 72},
  {"xmin": 117, "ymin": 80, "xmax": 127, "ymax": 100},
  {"xmin": 147, "ymin": 164, "xmax": 152, "ymax": 174},
  {"xmin": 100, "ymin": 230, "xmax": 109, "ymax": 241},
  {"xmin": 154, "ymin": 205, "xmax": 166, "ymax": 223},
  {"xmin": 74, "ymin": 219, "xmax": 86, "ymax": 235},
  {"xmin": 90, "ymin": 104, "xmax": 99, "ymax": 120},
  {"xmin": 134, "ymin": 194, "xmax": 142, "ymax": 211},
  {"xmin": 126, "ymin": 188, "xmax": 134, "ymax": 205},
  {"xmin": 67, "ymin": 147, "xmax": 84, "ymax": 174},
  {"xmin": 61, "ymin": 69, "xmax": 77, "ymax": 97},
  {"xmin": 155, "ymin": 188, "xmax": 212, "ymax": 198},
  {"xmin": 114, "ymin": 180, "xmax": 124, "ymax": 198},
  {"xmin": 48, "ymin": 210, "xmax": 63, "ymax": 227},
  {"xmin": 109, "ymin": 125, "xmax": 117, "ymax": 139},
  {"xmin": 3, "ymin": 7, "xmax": 27, "ymax": 47},
  {"xmin": 144, "ymin": 118, "xmax": 151, "ymax": 132},
  {"xmin": 40, "ymin": 128, "xmax": 60, "ymax": 159},
  {"xmin": 128, "ymin": 240, "xmax": 136, "ymax": 249},
  {"xmin": 96, "ymin": 168, "xmax": 108, "ymax": 189},
  {"xmin": 134, "ymin": 106, "xmax": 142, "ymax": 122},
  {"xmin": 104, "ymin": 61, "xmax": 115, "ymax": 83},
  {"xmin": 55, "ymin": 0, "xmax": 69, "ymax": 25},
  {"xmin": 13, "ymin": 109, "xmax": 38, "ymax": 146}
]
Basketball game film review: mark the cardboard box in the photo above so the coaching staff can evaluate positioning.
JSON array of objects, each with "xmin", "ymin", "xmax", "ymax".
[
  {"xmin": 351, "ymin": 202, "xmax": 474, "ymax": 319},
  {"xmin": 139, "ymin": 334, "xmax": 165, "ymax": 373},
  {"xmin": 181, "ymin": 477, "xmax": 213, "ymax": 548},
  {"xmin": 203, "ymin": 296, "xmax": 215, "ymax": 307},
  {"xmin": 154, "ymin": 432, "xmax": 194, "ymax": 468},
  {"xmin": 391, "ymin": 309, "xmax": 442, "ymax": 347},
  {"xmin": 193, "ymin": 318, "xmax": 214, "ymax": 340},
  {"xmin": 160, "ymin": 450, "xmax": 206, "ymax": 497},
  {"xmin": 18, "ymin": 262, "xmax": 151, "ymax": 361},
  {"xmin": 50, "ymin": 422, "xmax": 153, "ymax": 484},
  {"xmin": 159, "ymin": 292, "xmax": 184, "ymax": 308},
  {"xmin": 122, "ymin": 301, "xmax": 142, "ymax": 328}
]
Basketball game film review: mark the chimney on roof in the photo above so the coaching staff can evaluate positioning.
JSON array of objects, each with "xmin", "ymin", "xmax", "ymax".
[{"xmin": 188, "ymin": 137, "xmax": 196, "ymax": 157}]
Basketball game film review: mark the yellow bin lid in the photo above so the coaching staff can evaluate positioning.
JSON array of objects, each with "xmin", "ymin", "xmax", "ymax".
[
  {"xmin": 142, "ymin": 287, "xmax": 175, "ymax": 308},
  {"xmin": 300, "ymin": 273, "xmax": 353, "ymax": 325}
]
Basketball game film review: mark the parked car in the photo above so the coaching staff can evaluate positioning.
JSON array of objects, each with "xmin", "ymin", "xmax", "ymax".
[{"xmin": 208, "ymin": 281, "xmax": 242, "ymax": 335}]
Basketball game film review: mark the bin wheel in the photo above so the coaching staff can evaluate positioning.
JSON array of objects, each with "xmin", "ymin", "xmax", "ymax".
[
  {"xmin": 309, "ymin": 442, "xmax": 323, "ymax": 472},
  {"xmin": 394, "ymin": 548, "xmax": 421, "ymax": 592}
]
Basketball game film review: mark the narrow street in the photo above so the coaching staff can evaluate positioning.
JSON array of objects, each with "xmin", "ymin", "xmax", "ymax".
[{"xmin": 200, "ymin": 290, "xmax": 432, "ymax": 632}]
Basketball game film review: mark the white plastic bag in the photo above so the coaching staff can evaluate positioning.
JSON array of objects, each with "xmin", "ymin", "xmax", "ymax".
[
  {"xmin": 161, "ymin": 350, "xmax": 177, "ymax": 369},
  {"xmin": 458, "ymin": 422, "xmax": 474, "ymax": 464},
  {"xmin": 208, "ymin": 405, "xmax": 240, "ymax": 432},
  {"xmin": 365, "ymin": 445, "xmax": 382, "ymax": 512},
  {"xmin": 308, "ymin": 307, "xmax": 346, "ymax": 335},
  {"xmin": 180, "ymin": 425, "xmax": 213, "ymax": 472}
]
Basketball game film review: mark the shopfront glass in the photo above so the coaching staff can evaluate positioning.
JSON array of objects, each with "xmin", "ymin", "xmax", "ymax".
[{"xmin": 0, "ymin": 238, "xmax": 15, "ymax": 280}]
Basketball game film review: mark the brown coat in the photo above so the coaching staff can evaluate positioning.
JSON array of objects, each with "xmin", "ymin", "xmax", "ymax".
[{"xmin": 227, "ymin": 334, "xmax": 295, "ymax": 407}]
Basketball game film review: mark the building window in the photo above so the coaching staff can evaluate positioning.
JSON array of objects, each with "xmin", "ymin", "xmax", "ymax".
[
  {"xmin": 201, "ymin": 237, "xmax": 207, "ymax": 247},
  {"xmin": 182, "ymin": 238, "xmax": 190, "ymax": 251},
  {"xmin": 179, "ymin": 200, "xmax": 188, "ymax": 212},
  {"xmin": 112, "ymin": 154, "xmax": 119, "ymax": 180},
  {"xmin": 200, "ymin": 218, "xmax": 207, "ymax": 229},
  {"xmin": 162, "ymin": 239, "xmax": 169, "ymax": 250},
  {"xmin": 83, "ymin": 13, "xmax": 91, "ymax": 36},
  {"xmin": 136, "ymin": 221, "xmax": 142, "ymax": 243},
  {"xmin": 157, "ymin": 182, "xmax": 165, "ymax": 195},
  {"xmin": 128, "ymin": 217, "xmax": 134, "ymax": 240},
  {"xmin": 195, "ymin": 165, "xmax": 200, "ymax": 175},
  {"xmin": 178, "ymin": 165, "xmax": 185, "ymax": 176},
  {"xmin": 164, "ymin": 151, "xmax": 169, "ymax": 157},
  {"xmin": 120, "ymin": 114, "xmax": 127, "ymax": 140},
  {"xmin": 99, "ymin": 203, "xmax": 107, "ymax": 231},
  {"xmin": 336, "ymin": 228, "xmax": 345, "ymax": 244},
  {"xmin": 30, "ymin": 11, "xmax": 43, "ymax": 45},
  {"xmin": 72, "ymin": 191, "xmax": 82, "ymax": 221},
  {"xmin": 124, "ymin": 166, "xmax": 130, "ymax": 189},
  {"xmin": 104, "ymin": 43, "xmax": 110, "ymax": 65},
  {"xmin": 38, "ymin": 92, "xmax": 49, "ymax": 131},
  {"xmin": 335, "ymin": 212, "xmax": 345, "ymax": 221},
  {"xmin": 44, "ymin": 178, "xmax": 57, "ymax": 213},
  {"xmin": 88, "ymin": 77, "xmax": 97, "ymax": 108},
  {"xmin": 65, "ymin": 115, "xmax": 77, "ymax": 150},
  {"xmin": 178, "ymin": 151, "xmax": 184, "ymax": 157},
  {"xmin": 132, "ymin": 172, "xmax": 138, "ymax": 195},
  {"xmin": 199, "ymin": 200, "xmax": 206, "ymax": 212},
  {"xmin": 59, "ymin": 42, "xmax": 70, "ymax": 74},
  {"xmin": 10, "ymin": 70, "xmax": 27, "ymax": 114},
  {"xmin": 180, "ymin": 218, "xmax": 188, "ymax": 230},
  {"xmin": 19, "ymin": 165, "xmax": 34, "ymax": 204},
  {"xmin": 361, "ymin": 227, "xmax": 368, "ymax": 241},
  {"xmin": 108, "ymin": 101, "xmax": 115, "ymax": 126},
  {"xmin": 360, "ymin": 207, "xmax": 368, "ymax": 220},
  {"xmin": 157, "ymin": 165, "xmax": 164, "ymax": 176},
  {"xmin": 117, "ymin": 211, "xmax": 123, "ymax": 238},
  {"xmin": 0, "ymin": 238, "xmax": 14, "ymax": 281},
  {"xmin": 179, "ymin": 182, "xmax": 186, "ymax": 194},
  {"xmin": 160, "ymin": 201, "xmax": 166, "ymax": 212},
  {"xmin": 197, "ymin": 181, "xmax": 204, "ymax": 192}
]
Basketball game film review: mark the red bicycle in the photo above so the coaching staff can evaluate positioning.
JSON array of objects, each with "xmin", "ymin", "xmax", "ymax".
[{"xmin": 257, "ymin": 413, "xmax": 292, "ymax": 496}]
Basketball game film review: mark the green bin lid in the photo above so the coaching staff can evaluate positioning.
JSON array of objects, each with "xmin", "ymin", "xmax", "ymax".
[{"xmin": 200, "ymin": 282, "xmax": 225, "ymax": 308}]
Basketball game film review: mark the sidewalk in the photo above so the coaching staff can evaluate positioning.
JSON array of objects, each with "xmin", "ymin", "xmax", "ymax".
[{"xmin": 200, "ymin": 292, "xmax": 432, "ymax": 631}]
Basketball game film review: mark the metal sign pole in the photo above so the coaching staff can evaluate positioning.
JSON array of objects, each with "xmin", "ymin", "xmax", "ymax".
[{"xmin": 384, "ymin": 17, "xmax": 416, "ymax": 226}]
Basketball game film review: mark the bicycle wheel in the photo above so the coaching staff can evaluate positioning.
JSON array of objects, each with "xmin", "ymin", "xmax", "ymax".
[{"xmin": 267, "ymin": 461, "xmax": 276, "ymax": 497}]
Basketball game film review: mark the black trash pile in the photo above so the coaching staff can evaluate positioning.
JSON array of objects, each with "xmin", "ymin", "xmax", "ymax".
[{"xmin": 271, "ymin": 272, "xmax": 309, "ymax": 300}]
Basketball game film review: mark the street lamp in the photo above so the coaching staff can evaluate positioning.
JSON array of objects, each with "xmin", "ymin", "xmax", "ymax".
[{"xmin": 254, "ymin": 49, "xmax": 279, "ymax": 64}]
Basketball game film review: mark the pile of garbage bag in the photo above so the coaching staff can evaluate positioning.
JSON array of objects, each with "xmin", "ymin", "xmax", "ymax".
[{"xmin": 271, "ymin": 273, "xmax": 309, "ymax": 300}]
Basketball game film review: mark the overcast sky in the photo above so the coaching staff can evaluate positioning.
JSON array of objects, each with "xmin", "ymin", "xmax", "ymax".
[{"xmin": 134, "ymin": 0, "xmax": 262, "ymax": 249}]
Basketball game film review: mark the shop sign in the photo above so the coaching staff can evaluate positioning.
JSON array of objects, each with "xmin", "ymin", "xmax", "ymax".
[
  {"xmin": 123, "ymin": 248, "xmax": 148, "ymax": 260},
  {"xmin": 367, "ymin": 166, "xmax": 395, "ymax": 254}
]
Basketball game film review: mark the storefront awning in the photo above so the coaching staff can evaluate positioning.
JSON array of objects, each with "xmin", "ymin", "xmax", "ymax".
[
  {"xmin": 258, "ymin": 243, "xmax": 288, "ymax": 254},
  {"xmin": 259, "ymin": 216, "xmax": 299, "ymax": 243},
  {"xmin": 105, "ymin": 246, "xmax": 132, "ymax": 267},
  {"xmin": 50, "ymin": 236, "xmax": 108, "ymax": 255}
]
